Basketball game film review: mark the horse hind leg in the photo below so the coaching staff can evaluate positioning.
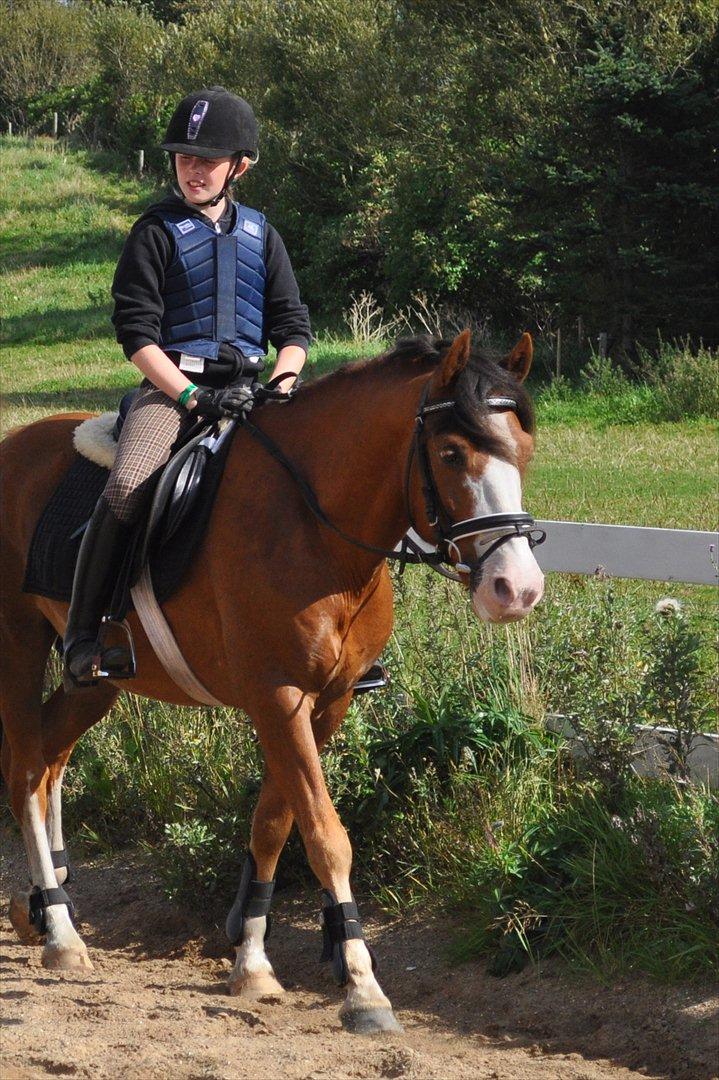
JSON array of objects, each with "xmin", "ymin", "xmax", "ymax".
[
  {"xmin": 250, "ymin": 688, "xmax": 401, "ymax": 1034},
  {"xmin": 2, "ymin": 609, "xmax": 92, "ymax": 970},
  {"xmin": 41, "ymin": 679, "xmax": 120, "ymax": 887}
]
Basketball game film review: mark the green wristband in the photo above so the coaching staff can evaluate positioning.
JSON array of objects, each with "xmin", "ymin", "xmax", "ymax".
[{"xmin": 178, "ymin": 383, "xmax": 198, "ymax": 409}]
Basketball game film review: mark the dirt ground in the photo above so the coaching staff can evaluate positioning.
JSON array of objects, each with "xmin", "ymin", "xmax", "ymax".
[{"xmin": 1, "ymin": 831, "xmax": 717, "ymax": 1080}]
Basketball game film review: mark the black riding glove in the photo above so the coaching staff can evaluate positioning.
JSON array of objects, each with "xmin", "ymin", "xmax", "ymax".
[{"xmin": 192, "ymin": 384, "xmax": 255, "ymax": 420}]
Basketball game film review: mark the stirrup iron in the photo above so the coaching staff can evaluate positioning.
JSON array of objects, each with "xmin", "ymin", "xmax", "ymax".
[{"xmin": 92, "ymin": 616, "xmax": 137, "ymax": 679}]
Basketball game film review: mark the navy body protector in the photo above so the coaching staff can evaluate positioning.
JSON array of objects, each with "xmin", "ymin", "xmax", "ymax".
[{"xmin": 156, "ymin": 202, "xmax": 267, "ymax": 369}]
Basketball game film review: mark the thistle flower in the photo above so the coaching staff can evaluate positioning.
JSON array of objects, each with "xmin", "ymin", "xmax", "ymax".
[{"xmin": 654, "ymin": 597, "xmax": 683, "ymax": 616}]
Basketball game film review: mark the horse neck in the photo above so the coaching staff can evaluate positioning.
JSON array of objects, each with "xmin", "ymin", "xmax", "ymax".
[{"xmin": 256, "ymin": 359, "xmax": 431, "ymax": 564}]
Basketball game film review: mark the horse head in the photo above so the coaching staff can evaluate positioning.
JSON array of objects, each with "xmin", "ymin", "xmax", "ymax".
[{"xmin": 410, "ymin": 329, "xmax": 545, "ymax": 623}]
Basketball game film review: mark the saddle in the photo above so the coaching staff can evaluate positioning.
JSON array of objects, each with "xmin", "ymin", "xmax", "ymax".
[{"xmin": 23, "ymin": 391, "xmax": 237, "ymax": 609}]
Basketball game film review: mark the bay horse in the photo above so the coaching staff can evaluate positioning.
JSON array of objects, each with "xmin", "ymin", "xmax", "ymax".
[{"xmin": 0, "ymin": 330, "xmax": 544, "ymax": 1034}]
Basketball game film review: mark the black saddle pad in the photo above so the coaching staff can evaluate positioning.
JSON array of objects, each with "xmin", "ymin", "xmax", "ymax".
[{"xmin": 23, "ymin": 427, "xmax": 236, "ymax": 607}]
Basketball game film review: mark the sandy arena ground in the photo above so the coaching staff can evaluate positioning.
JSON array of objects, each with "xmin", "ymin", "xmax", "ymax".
[{"xmin": 1, "ymin": 832, "xmax": 717, "ymax": 1080}]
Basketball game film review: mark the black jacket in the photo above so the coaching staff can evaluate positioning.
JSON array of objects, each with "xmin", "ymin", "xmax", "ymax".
[{"xmin": 111, "ymin": 194, "xmax": 311, "ymax": 363}]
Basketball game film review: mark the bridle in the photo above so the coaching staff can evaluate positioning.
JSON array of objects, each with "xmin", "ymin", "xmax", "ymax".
[
  {"xmin": 241, "ymin": 376, "xmax": 546, "ymax": 583},
  {"xmin": 401, "ymin": 381, "xmax": 546, "ymax": 583}
]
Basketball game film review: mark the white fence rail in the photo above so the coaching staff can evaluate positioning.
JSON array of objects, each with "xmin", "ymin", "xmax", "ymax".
[{"xmin": 534, "ymin": 521, "xmax": 718, "ymax": 586}]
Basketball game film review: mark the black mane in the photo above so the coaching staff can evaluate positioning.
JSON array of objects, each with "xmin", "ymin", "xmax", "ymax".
[
  {"xmin": 382, "ymin": 335, "xmax": 535, "ymax": 441},
  {"xmin": 302, "ymin": 334, "xmax": 535, "ymax": 447}
]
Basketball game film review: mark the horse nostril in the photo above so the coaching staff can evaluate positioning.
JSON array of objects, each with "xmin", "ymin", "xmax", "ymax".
[
  {"xmin": 524, "ymin": 583, "xmax": 542, "ymax": 607},
  {"xmin": 493, "ymin": 576, "xmax": 515, "ymax": 605}
]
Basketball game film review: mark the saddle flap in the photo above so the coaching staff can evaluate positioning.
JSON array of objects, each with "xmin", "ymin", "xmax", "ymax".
[{"xmin": 137, "ymin": 417, "xmax": 237, "ymax": 567}]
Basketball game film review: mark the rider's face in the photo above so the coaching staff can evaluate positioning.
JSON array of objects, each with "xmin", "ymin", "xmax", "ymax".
[{"xmin": 174, "ymin": 154, "xmax": 237, "ymax": 204}]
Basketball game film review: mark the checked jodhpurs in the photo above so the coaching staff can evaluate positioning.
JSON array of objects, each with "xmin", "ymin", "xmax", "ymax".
[{"xmin": 103, "ymin": 380, "xmax": 195, "ymax": 525}]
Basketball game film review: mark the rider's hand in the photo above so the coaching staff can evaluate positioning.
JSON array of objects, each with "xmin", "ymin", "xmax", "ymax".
[{"xmin": 191, "ymin": 385, "xmax": 255, "ymax": 420}]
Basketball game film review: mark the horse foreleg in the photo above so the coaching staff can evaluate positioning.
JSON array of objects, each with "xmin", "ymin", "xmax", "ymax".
[
  {"xmin": 228, "ymin": 694, "xmax": 352, "ymax": 999},
  {"xmin": 226, "ymin": 773, "xmax": 291, "ymax": 999},
  {"xmin": 252, "ymin": 688, "xmax": 401, "ymax": 1034}
]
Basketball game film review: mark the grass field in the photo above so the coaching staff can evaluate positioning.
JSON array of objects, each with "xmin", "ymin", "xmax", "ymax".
[{"xmin": 1, "ymin": 136, "xmax": 717, "ymax": 981}]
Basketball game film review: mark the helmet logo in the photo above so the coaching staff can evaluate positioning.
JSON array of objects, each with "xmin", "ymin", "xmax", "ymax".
[{"xmin": 187, "ymin": 99, "xmax": 209, "ymax": 141}]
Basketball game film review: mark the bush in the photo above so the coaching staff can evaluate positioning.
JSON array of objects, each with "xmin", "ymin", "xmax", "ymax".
[
  {"xmin": 647, "ymin": 341, "xmax": 719, "ymax": 421},
  {"xmin": 535, "ymin": 366, "xmax": 657, "ymax": 427},
  {"xmin": 641, "ymin": 602, "xmax": 717, "ymax": 781},
  {"xmin": 0, "ymin": 0, "xmax": 94, "ymax": 130},
  {"xmin": 451, "ymin": 780, "xmax": 719, "ymax": 981}
]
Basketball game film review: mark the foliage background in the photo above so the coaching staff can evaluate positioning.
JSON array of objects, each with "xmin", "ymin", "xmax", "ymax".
[{"xmin": 2, "ymin": 0, "xmax": 718, "ymax": 348}]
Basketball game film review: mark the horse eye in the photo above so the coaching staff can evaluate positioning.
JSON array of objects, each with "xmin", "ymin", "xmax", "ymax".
[{"xmin": 439, "ymin": 444, "xmax": 465, "ymax": 466}]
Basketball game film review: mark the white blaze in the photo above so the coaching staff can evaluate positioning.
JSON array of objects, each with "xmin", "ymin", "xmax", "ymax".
[{"xmin": 463, "ymin": 414, "xmax": 544, "ymax": 621}]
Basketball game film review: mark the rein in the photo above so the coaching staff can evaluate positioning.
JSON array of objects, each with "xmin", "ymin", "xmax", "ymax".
[{"xmin": 242, "ymin": 380, "xmax": 546, "ymax": 582}]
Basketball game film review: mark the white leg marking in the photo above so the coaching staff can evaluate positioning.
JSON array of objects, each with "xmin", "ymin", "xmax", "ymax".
[
  {"xmin": 45, "ymin": 766, "xmax": 68, "ymax": 884},
  {"xmin": 331, "ymin": 884, "xmax": 392, "ymax": 1016},
  {"xmin": 234, "ymin": 916, "xmax": 272, "ymax": 977},
  {"xmin": 341, "ymin": 938, "xmax": 392, "ymax": 1014},
  {"xmin": 228, "ymin": 916, "xmax": 284, "ymax": 997},
  {"xmin": 23, "ymin": 782, "xmax": 90, "ymax": 967}
]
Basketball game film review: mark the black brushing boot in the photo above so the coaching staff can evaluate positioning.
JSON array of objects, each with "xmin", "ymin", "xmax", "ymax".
[{"xmin": 63, "ymin": 497, "xmax": 134, "ymax": 691}]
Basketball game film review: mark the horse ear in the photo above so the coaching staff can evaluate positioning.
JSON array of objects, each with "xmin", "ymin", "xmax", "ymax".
[
  {"xmin": 503, "ymin": 332, "xmax": 533, "ymax": 382},
  {"xmin": 434, "ymin": 329, "xmax": 472, "ymax": 389}
]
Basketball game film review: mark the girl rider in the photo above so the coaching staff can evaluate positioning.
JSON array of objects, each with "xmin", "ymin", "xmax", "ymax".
[{"xmin": 63, "ymin": 87, "xmax": 311, "ymax": 687}]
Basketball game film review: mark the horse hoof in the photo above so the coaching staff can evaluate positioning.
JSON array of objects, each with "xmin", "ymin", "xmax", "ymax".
[
  {"xmin": 8, "ymin": 893, "xmax": 42, "ymax": 944},
  {"xmin": 42, "ymin": 943, "xmax": 93, "ymax": 971},
  {"xmin": 227, "ymin": 970, "xmax": 285, "ymax": 999},
  {"xmin": 341, "ymin": 1007, "xmax": 403, "ymax": 1035}
]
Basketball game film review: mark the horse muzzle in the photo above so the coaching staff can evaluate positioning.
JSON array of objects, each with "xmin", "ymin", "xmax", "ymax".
[{"xmin": 469, "ymin": 539, "xmax": 545, "ymax": 622}]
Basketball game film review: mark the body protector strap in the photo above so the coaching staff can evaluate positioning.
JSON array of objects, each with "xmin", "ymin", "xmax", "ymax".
[
  {"xmin": 156, "ymin": 203, "xmax": 266, "ymax": 363},
  {"xmin": 225, "ymin": 851, "xmax": 275, "ymax": 946},
  {"xmin": 28, "ymin": 885, "xmax": 76, "ymax": 935},
  {"xmin": 320, "ymin": 890, "xmax": 377, "ymax": 986}
]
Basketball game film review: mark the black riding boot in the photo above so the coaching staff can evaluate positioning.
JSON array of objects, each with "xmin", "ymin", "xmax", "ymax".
[
  {"xmin": 353, "ymin": 662, "xmax": 390, "ymax": 694},
  {"xmin": 63, "ymin": 497, "xmax": 133, "ymax": 690}
]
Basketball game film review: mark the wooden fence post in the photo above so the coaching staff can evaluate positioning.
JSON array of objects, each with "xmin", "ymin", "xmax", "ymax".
[
  {"xmin": 7, "ymin": 121, "xmax": 12, "ymax": 136},
  {"xmin": 52, "ymin": 112, "xmax": 58, "ymax": 138},
  {"xmin": 138, "ymin": 149, "xmax": 145, "ymax": 176},
  {"xmin": 598, "ymin": 332, "xmax": 608, "ymax": 359},
  {"xmin": 555, "ymin": 327, "xmax": 562, "ymax": 379}
]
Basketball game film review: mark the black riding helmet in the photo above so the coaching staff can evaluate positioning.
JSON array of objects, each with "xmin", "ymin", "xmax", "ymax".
[{"xmin": 161, "ymin": 86, "xmax": 259, "ymax": 206}]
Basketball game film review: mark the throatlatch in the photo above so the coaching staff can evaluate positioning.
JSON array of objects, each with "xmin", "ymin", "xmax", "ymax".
[
  {"xmin": 28, "ymin": 885, "xmax": 76, "ymax": 935},
  {"xmin": 225, "ymin": 851, "xmax": 275, "ymax": 945},
  {"xmin": 320, "ymin": 890, "xmax": 377, "ymax": 986}
]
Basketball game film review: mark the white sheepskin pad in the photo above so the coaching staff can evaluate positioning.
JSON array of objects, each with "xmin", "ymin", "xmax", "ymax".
[{"xmin": 73, "ymin": 412, "xmax": 119, "ymax": 469}]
